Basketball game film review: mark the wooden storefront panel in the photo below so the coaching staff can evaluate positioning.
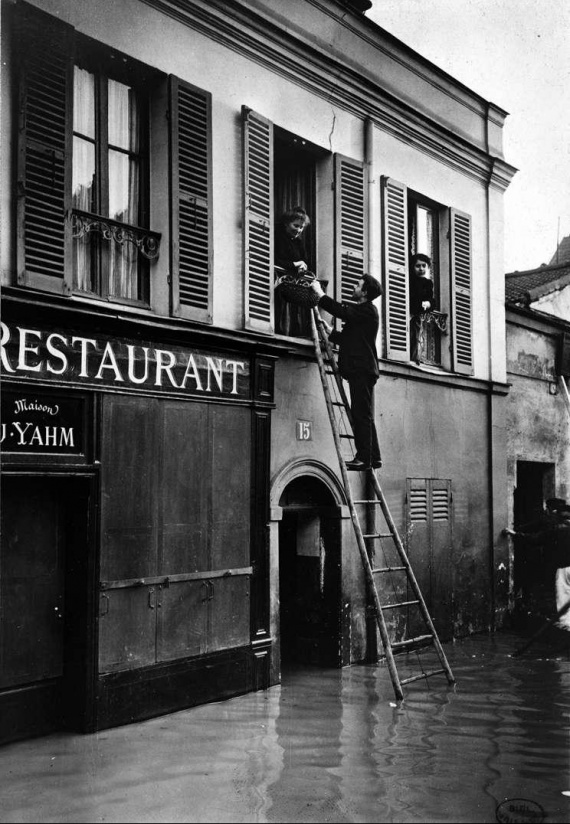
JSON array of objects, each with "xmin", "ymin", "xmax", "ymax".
[
  {"xmin": 99, "ymin": 394, "xmax": 255, "ymax": 674},
  {"xmin": 208, "ymin": 575, "xmax": 251, "ymax": 654},
  {"xmin": 98, "ymin": 586, "xmax": 156, "ymax": 673},
  {"xmin": 210, "ymin": 406, "xmax": 251, "ymax": 570},
  {"xmin": 101, "ymin": 396, "xmax": 159, "ymax": 581},
  {"xmin": 160, "ymin": 402, "xmax": 210, "ymax": 575},
  {"xmin": 157, "ymin": 581, "xmax": 208, "ymax": 662}
]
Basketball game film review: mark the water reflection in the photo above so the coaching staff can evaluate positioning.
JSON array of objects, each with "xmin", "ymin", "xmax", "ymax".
[
  {"xmin": 0, "ymin": 631, "xmax": 568, "ymax": 823},
  {"xmin": 267, "ymin": 631, "xmax": 569, "ymax": 823}
]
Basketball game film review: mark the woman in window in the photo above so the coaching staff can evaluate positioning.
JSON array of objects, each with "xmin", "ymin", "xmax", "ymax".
[
  {"xmin": 274, "ymin": 206, "xmax": 311, "ymax": 336},
  {"xmin": 409, "ymin": 252, "xmax": 436, "ymax": 364}
]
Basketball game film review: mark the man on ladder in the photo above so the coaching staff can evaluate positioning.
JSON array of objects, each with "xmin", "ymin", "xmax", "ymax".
[
  {"xmin": 308, "ymin": 273, "xmax": 455, "ymax": 699},
  {"xmin": 311, "ymin": 275, "xmax": 383, "ymax": 471}
]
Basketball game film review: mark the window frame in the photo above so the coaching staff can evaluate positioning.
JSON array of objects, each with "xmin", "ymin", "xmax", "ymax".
[
  {"xmin": 71, "ymin": 40, "xmax": 152, "ymax": 306},
  {"xmin": 381, "ymin": 176, "xmax": 472, "ymax": 374}
]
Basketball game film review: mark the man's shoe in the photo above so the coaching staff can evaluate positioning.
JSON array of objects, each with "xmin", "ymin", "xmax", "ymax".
[
  {"xmin": 345, "ymin": 459, "xmax": 368, "ymax": 471},
  {"xmin": 371, "ymin": 460, "xmax": 382, "ymax": 469}
]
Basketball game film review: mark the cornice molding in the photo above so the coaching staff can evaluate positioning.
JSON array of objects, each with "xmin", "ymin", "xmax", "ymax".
[
  {"xmin": 139, "ymin": 0, "xmax": 515, "ymax": 188},
  {"xmin": 306, "ymin": 0, "xmax": 498, "ymax": 121}
]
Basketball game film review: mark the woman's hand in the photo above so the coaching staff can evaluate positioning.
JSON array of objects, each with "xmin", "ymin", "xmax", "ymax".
[
  {"xmin": 294, "ymin": 260, "xmax": 308, "ymax": 273},
  {"xmin": 421, "ymin": 300, "xmax": 431, "ymax": 311}
]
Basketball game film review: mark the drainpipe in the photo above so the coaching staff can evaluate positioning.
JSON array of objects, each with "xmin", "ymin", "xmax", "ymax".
[
  {"xmin": 485, "ymin": 104, "xmax": 498, "ymax": 630},
  {"xmin": 365, "ymin": 116, "xmax": 375, "ymax": 277}
]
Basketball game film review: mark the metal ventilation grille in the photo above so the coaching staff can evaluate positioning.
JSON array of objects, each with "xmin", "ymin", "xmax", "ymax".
[
  {"xmin": 409, "ymin": 488, "xmax": 428, "ymax": 522},
  {"xmin": 432, "ymin": 488, "xmax": 450, "ymax": 521}
]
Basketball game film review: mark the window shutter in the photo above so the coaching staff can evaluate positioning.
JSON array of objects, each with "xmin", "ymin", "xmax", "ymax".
[
  {"xmin": 15, "ymin": 3, "xmax": 73, "ymax": 294},
  {"xmin": 243, "ymin": 107, "xmax": 273, "ymax": 334},
  {"xmin": 169, "ymin": 77, "xmax": 213, "ymax": 322},
  {"xmin": 335, "ymin": 155, "xmax": 366, "ymax": 303},
  {"xmin": 450, "ymin": 208, "xmax": 473, "ymax": 375},
  {"xmin": 381, "ymin": 177, "xmax": 409, "ymax": 361}
]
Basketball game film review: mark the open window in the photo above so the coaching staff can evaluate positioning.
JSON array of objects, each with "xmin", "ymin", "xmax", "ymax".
[
  {"xmin": 381, "ymin": 177, "xmax": 473, "ymax": 374},
  {"xmin": 273, "ymin": 127, "xmax": 317, "ymax": 337},
  {"xmin": 14, "ymin": 1, "xmax": 212, "ymax": 320},
  {"xmin": 71, "ymin": 46, "xmax": 153, "ymax": 304},
  {"xmin": 243, "ymin": 107, "xmax": 364, "ymax": 339}
]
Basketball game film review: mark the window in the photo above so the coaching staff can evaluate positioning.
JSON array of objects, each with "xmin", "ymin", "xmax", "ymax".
[
  {"xmin": 15, "ymin": 2, "xmax": 212, "ymax": 320},
  {"xmin": 243, "ymin": 107, "xmax": 365, "ymax": 338},
  {"xmin": 273, "ymin": 129, "xmax": 317, "ymax": 338},
  {"xmin": 408, "ymin": 195, "xmax": 442, "ymax": 366},
  {"xmin": 382, "ymin": 177, "xmax": 473, "ymax": 374},
  {"xmin": 72, "ymin": 63, "xmax": 150, "ymax": 303}
]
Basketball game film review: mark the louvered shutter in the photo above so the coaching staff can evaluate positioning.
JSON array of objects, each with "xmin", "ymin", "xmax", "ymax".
[
  {"xmin": 243, "ymin": 108, "xmax": 273, "ymax": 334},
  {"xmin": 450, "ymin": 208, "xmax": 473, "ymax": 375},
  {"xmin": 15, "ymin": 3, "xmax": 73, "ymax": 294},
  {"xmin": 381, "ymin": 178, "xmax": 409, "ymax": 361},
  {"xmin": 169, "ymin": 77, "xmax": 213, "ymax": 321},
  {"xmin": 335, "ymin": 155, "xmax": 366, "ymax": 303}
]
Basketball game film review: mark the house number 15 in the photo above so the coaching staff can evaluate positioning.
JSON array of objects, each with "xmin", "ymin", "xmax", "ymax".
[{"xmin": 296, "ymin": 420, "xmax": 312, "ymax": 440}]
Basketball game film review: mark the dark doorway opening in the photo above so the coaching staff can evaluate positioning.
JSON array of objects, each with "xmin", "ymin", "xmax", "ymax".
[
  {"xmin": 0, "ymin": 476, "xmax": 92, "ymax": 744},
  {"xmin": 278, "ymin": 476, "xmax": 341, "ymax": 667},
  {"xmin": 513, "ymin": 461, "xmax": 556, "ymax": 627}
]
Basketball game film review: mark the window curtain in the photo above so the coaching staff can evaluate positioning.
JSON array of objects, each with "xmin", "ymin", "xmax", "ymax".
[
  {"xmin": 108, "ymin": 79, "xmax": 140, "ymax": 299},
  {"xmin": 72, "ymin": 67, "xmax": 96, "ymax": 291}
]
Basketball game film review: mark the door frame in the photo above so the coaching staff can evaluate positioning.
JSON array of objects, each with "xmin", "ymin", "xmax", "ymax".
[
  {"xmin": 0, "ymin": 470, "xmax": 98, "ymax": 744},
  {"xmin": 269, "ymin": 459, "xmax": 349, "ymax": 680}
]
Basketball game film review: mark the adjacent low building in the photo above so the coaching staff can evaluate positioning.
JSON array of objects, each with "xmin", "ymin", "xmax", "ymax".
[{"xmin": 505, "ymin": 261, "xmax": 570, "ymax": 624}]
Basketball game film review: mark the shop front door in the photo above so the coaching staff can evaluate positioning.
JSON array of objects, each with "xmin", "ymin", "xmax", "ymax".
[{"xmin": 0, "ymin": 476, "xmax": 90, "ymax": 743}]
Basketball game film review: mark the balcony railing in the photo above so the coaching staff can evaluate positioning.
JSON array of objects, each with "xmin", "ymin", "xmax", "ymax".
[{"xmin": 70, "ymin": 210, "xmax": 162, "ymax": 261}]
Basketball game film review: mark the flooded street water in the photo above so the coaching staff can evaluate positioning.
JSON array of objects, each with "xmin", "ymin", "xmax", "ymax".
[{"xmin": 1, "ymin": 629, "xmax": 569, "ymax": 823}]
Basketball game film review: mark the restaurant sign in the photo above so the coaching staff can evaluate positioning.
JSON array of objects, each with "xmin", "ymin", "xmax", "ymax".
[
  {"xmin": 1, "ymin": 387, "xmax": 84, "ymax": 455},
  {"xmin": 0, "ymin": 322, "xmax": 250, "ymax": 399}
]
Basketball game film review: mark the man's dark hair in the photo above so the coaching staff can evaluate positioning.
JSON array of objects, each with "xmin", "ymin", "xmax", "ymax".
[
  {"xmin": 362, "ymin": 274, "xmax": 382, "ymax": 301},
  {"xmin": 411, "ymin": 252, "xmax": 432, "ymax": 268}
]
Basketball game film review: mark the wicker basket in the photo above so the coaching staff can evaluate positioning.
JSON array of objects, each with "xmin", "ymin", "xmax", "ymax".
[{"xmin": 276, "ymin": 272, "xmax": 320, "ymax": 307}]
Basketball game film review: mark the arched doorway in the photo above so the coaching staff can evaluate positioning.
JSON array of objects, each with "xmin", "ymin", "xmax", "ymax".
[{"xmin": 278, "ymin": 475, "xmax": 341, "ymax": 667}]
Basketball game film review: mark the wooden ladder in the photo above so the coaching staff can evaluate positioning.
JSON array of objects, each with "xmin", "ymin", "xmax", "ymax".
[{"xmin": 311, "ymin": 307, "xmax": 455, "ymax": 700}]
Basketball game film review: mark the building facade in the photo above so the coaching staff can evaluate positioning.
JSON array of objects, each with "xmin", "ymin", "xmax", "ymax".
[
  {"xmin": 505, "ymin": 263, "xmax": 570, "ymax": 626},
  {"xmin": 0, "ymin": 0, "xmax": 516, "ymax": 743}
]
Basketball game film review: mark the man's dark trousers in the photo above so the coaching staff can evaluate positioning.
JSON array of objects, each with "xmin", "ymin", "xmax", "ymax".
[{"xmin": 347, "ymin": 373, "xmax": 381, "ymax": 466}]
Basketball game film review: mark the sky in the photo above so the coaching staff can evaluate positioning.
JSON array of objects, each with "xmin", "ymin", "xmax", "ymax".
[{"xmin": 366, "ymin": 0, "xmax": 570, "ymax": 274}]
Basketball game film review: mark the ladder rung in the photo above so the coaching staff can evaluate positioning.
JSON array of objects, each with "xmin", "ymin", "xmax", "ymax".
[
  {"xmin": 400, "ymin": 668, "xmax": 446, "ymax": 686},
  {"xmin": 331, "ymin": 401, "xmax": 346, "ymax": 406},
  {"xmin": 353, "ymin": 500, "xmax": 381, "ymax": 505},
  {"xmin": 363, "ymin": 533, "xmax": 394, "ymax": 540},
  {"xmin": 339, "ymin": 434, "xmax": 354, "ymax": 439},
  {"xmin": 391, "ymin": 634, "xmax": 433, "ymax": 651},
  {"xmin": 372, "ymin": 566, "xmax": 406, "ymax": 573},
  {"xmin": 381, "ymin": 600, "xmax": 419, "ymax": 610},
  {"xmin": 362, "ymin": 532, "xmax": 383, "ymax": 539}
]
